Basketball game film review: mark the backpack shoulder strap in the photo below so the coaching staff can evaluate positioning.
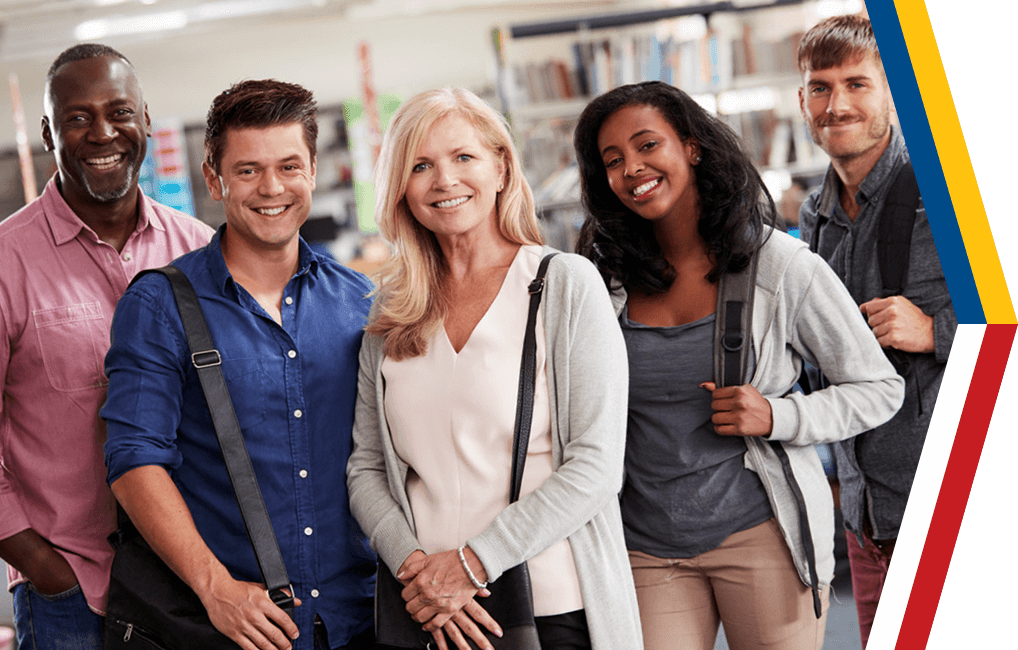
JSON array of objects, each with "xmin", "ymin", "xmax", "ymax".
[
  {"xmin": 713, "ymin": 251, "xmax": 759, "ymax": 388},
  {"xmin": 712, "ymin": 252, "xmax": 824, "ymax": 618},
  {"xmin": 878, "ymin": 160, "xmax": 921, "ymax": 296}
]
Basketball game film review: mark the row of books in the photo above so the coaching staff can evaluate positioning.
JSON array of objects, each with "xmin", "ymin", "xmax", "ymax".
[
  {"xmin": 505, "ymin": 31, "xmax": 804, "ymax": 107},
  {"xmin": 733, "ymin": 28, "xmax": 805, "ymax": 77},
  {"xmin": 725, "ymin": 112, "xmax": 826, "ymax": 170}
]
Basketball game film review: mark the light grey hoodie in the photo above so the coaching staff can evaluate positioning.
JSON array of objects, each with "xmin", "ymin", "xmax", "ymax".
[{"xmin": 609, "ymin": 229, "xmax": 905, "ymax": 587}]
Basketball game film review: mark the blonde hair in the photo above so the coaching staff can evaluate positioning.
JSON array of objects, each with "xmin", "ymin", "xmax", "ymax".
[{"xmin": 368, "ymin": 88, "xmax": 543, "ymax": 360}]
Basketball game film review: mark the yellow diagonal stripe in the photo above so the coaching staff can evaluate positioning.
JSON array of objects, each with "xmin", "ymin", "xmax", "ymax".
[{"xmin": 895, "ymin": 0, "xmax": 1015, "ymax": 323}]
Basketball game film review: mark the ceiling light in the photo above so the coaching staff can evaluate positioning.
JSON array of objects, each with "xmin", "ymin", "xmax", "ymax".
[{"xmin": 75, "ymin": 10, "xmax": 187, "ymax": 40}]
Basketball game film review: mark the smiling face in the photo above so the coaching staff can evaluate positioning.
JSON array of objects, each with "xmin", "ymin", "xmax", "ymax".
[
  {"xmin": 202, "ymin": 122, "xmax": 316, "ymax": 254},
  {"xmin": 403, "ymin": 113, "xmax": 506, "ymax": 246},
  {"xmin": 799, "ymin": 53, "xmax": 893, "ymax": 163},
  {"xmin": 42, "ymin": 55, "xmax": 151, "ymax": 210},
  {"xmin": 597, "ymin": 104, "xmax": 700, "ymax": 224}
]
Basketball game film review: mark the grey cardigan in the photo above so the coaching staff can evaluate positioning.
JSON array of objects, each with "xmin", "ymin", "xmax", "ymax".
[
  {"xmin": 347, "ymin": 249, "xmax": 643, "ymax": 650},
  {"xmin": 610, "ymin": 230, "xmax": 905, "ymax": 588}
]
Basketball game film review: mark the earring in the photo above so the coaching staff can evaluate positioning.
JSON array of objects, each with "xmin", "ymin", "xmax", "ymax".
[
  {"xmin": 498, "ymin": 183, "xmax": 504, "ymax": 192},
  {"xmin": 693, "ymin": 153, "xmax": 702, "ymax": 165}
]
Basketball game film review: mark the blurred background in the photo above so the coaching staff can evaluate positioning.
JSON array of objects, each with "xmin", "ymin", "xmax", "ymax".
[
  {"xmin": 0, "ymin": 0, "xmax": 883, "ymax": 262},
  {"xmin": 0, "ymin": 0, "xmax": 872, "ymax": 647}
]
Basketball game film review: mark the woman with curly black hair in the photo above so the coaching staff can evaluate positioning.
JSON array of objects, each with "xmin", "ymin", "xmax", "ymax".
[{"xmin": 574, "ymin": 81, "xmax": 904, "ymax": 650}]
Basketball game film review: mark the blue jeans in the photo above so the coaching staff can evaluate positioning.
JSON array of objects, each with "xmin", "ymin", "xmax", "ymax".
[{"xmin": 12, "ymin": 583, "xmax": 103, "ymax": 650}]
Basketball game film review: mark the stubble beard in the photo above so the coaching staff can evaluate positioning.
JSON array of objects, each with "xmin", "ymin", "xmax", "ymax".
[
  {"xmin": 810, "ymin": 109, "xmax": 892, "ymax": 163},
  {"xmin": 80, "ymin": 153, "xmax": 140, "ymax": 203}
]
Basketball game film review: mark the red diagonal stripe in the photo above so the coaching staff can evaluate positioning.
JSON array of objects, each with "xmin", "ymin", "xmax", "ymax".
[{"xmin": 895, "ymin": 324, "xmax": 1017, "ymax": 649}]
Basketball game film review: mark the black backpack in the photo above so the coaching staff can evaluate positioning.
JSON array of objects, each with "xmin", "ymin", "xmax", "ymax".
[{"xmin": 807, "ymin": 160, "xmax": 921, "ymax": 298}]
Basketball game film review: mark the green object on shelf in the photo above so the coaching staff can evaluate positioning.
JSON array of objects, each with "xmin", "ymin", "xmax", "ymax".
[{"xmin": 343, "ymin": 93, "xmax": 402, "ymax": 234}]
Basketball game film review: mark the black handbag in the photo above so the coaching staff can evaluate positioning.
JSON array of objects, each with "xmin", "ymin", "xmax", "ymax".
[
  {"xmin": 375, "ymin": 253, "xmax": 557, "ymax": 650},
  {"xmin": 103, "ymin": 266, "xmax": 295, "ymax": 650}
]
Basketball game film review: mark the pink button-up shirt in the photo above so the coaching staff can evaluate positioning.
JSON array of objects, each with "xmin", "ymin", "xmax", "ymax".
[{"xmin": 0, "ymin": 177, "xmax": 214, "ymax": 614}]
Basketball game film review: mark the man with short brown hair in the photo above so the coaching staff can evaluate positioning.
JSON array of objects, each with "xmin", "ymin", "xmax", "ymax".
[
  {"xmin": 103, "ymin": 79, "xmax": 375, "ymax": 650},
  {"xmin": 798, "ymin": 14, "xmax": 955, "ymax": 647}
]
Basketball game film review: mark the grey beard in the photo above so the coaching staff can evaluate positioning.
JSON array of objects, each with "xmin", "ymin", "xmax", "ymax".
[{"xmin": 83, "ymin": 159, "xmax": 138, "ymax": 203}]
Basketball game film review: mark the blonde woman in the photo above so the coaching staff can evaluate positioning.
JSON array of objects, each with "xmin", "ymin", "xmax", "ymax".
[{"xmin": 346, "ymin": 88, "xmax": 642, "ymax": 650}]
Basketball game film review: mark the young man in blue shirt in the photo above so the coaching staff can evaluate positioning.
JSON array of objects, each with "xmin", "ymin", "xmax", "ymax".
[{"xmin": 102, "ymin": 79, "xmax": 375, "ymax": 650}]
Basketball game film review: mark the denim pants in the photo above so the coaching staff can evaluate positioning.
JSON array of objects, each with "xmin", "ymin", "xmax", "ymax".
[{"xmin": 12, "ymin": 583, "xmax": 103, "ymax": 650}]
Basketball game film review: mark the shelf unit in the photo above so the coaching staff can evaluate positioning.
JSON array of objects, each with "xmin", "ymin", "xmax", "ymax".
[{"xmin": 493, "ymin": 0, "xmax": 839, "ymax": 247}]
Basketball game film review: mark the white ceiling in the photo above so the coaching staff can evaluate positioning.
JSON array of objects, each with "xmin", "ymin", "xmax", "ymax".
[
  {"xmin": 0, "ymin": 0, "xmax": 629, "ymax": 62},
  {"xmin": 0, "ymin": 0, "xmax": 360, "ymax": 61}
]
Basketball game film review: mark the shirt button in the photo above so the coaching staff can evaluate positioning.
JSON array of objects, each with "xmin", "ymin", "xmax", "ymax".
[
  {"xmin": 294, "ymin": 409, "xmax": 303, "ymax": 418},
  {"xmin": 285, "ymin": 296, "xmax": 293, "ymax": 305},
  {"xmin": 311, "ymin": 589, "xmax": 320, "ymax": 598},
  {"xmin": 287, "ymin": 350, "xmax": 297, "ymax": 359},
  {"xmin": 123, "ymin": 252, "xmax": 132, "ymax": 261},
  {"xmin": 304, "ymin": 527, "xmax": 313, "ymax": 536},
  {"xmin": 299, "ymin": 469, "xmax": 308, "ymax": 478}
]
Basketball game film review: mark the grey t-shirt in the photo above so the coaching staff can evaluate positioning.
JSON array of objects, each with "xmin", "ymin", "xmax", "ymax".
[{"xmin": 620, "ymin": 307, "xmax": 772, "ymax": 558}]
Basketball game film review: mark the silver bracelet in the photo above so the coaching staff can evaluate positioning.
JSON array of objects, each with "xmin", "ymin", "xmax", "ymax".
[{"xmin": 457, "ymin": 545, "xmax": 487, "ymax": 590}]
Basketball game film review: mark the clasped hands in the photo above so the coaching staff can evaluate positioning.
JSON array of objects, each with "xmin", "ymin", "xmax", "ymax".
[{"xmin": 397, "ymin": 548, "xmax": 503, "ymax": 650}]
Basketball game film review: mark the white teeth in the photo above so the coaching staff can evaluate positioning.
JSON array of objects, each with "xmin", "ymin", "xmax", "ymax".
[
  {"xmin": 632, "ymin": 179, "xmax": 660, "ymax": 197},
  {"xmin": 435, "ymin": 196, "xmax": 469, "ymax": 209},
  {"xmin": 256, "ymin": 206, "xmax": 287, "ymax": 216},
  {"xmin": 86, "ymin": 153, "xmax": 123, "ymax": 169}
]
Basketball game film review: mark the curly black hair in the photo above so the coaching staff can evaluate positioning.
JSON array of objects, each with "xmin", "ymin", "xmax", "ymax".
[{"xmin": 574, "ymin": 81, "xmax": 775, "ymax": 292}]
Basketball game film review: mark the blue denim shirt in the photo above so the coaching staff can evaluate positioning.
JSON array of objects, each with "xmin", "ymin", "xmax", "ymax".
[{"xmin": 103, "ymin": 227, "xmax": 375, "ymax": 648}]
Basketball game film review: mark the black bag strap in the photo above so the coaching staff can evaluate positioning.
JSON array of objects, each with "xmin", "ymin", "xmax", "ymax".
[
  {"xmin": 130, "ymin": 266, "xmax": 294, "ymax": 619},
  {"xmin": 509, "ymin": 253, "xmax": 557, "ymax": 503},
  {"xmin": 809, "ymin": 161, "xmax": 920, "ymax": 298},
  {"xmin": 713, "ymin": 252, "xmax": 822, "ymax": 620},
  {"xmin": 877, "ymin": 161, "xmax": 920, "ymax": 297}
]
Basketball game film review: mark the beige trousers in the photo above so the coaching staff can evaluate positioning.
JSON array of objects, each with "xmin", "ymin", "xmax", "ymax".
[{"xmin": 629, "ymin": 518, "xmax": 829, "ymax": 650}]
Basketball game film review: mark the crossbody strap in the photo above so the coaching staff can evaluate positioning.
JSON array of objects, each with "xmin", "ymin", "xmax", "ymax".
[
  {"xmin": 132, "ymin": 266, "xmax": 294, "ymax": 618},
  {"xmin": 509, "ymin": 253, "xmax": 558, "ymax": 503}
]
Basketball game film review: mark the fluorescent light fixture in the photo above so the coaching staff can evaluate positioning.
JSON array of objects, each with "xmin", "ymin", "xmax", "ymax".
[
  {"xmin": 717, "ymin": 87, "xmax": 777, "ymax": 114},
  {"xmin": 815, "ymin": 0, "xmax": 864, "ymax": 19},
  {"xmin": 75, "ymin": 0, "xmax": 318, "ymax": 41},
  {"xmin": 75, "ymin": 11, "xmax": 187, "ymax": 39},
  {"xmin": 192, "ymin": 0, "xmax": 308, "ymax": 22}
]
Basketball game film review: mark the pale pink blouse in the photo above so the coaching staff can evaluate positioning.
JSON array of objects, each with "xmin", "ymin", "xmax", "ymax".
[{"xmin": 381, "ymin": 245, "xmax": 583, "ymax": 616}]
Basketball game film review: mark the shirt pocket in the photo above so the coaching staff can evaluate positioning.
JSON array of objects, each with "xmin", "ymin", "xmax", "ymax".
[
  {"xmin": 220, "ymin": 357, "xmax": 270, "ymax": 431},
  {"xmin": 33, "ymin": 302, "xmax": 108, "ymax": 392}
]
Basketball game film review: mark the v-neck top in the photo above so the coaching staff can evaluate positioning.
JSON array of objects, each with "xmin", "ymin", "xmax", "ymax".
[{"xmin": 381, "ymin": 245, "xmax": 583, "ymax": 616}]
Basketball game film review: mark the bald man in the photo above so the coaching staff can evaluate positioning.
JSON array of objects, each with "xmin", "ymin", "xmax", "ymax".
[{"xmin": 0, "ymin": 43, "xmax": 213, "ymax": 649}]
